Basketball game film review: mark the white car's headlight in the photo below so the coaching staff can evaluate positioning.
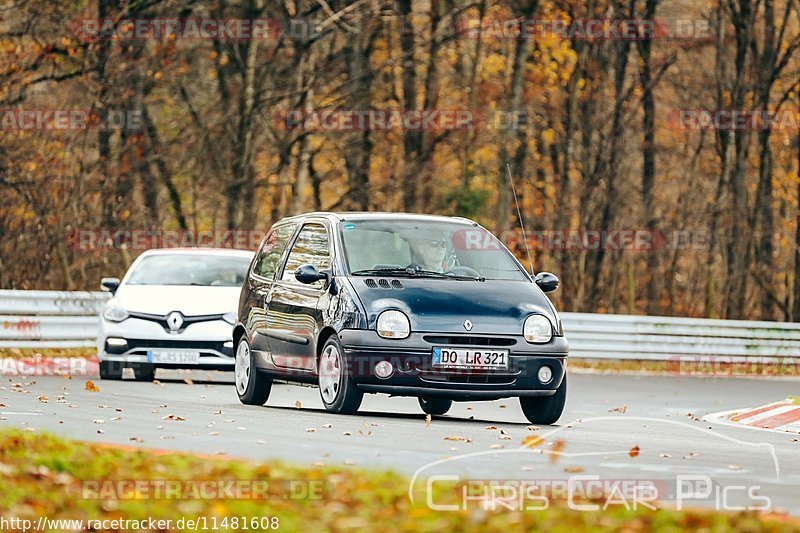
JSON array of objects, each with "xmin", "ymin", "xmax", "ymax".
[
  {"xmin": 523, "ymin": 314, "xmax": 552, "ymax": 343},
  {"xmin": 377, "ymin": 310, "xmax": 410, "ymax": 339},
  {"xmin": 103, "ymin": 300, "xmax": 129, "ymax": 322},
  {"xmin": 222, "ymin": 311, "xmax": 237, "ymax": 325}
]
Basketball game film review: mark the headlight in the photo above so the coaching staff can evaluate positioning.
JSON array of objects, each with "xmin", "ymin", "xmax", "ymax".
[
  {"xmin": 222, "ymin": 311, "xmax": 237, "ymax": 325},
  {"xmin": 523, "ymin": 314, "xmax": 552, "ymax": 343},
  {"xmin": 376, "ymin": 310, "xmax": 410, "ymax": 339},
  {"xmin": 103, "ymin": 300, "xmax": 129, "ymax": 322}
]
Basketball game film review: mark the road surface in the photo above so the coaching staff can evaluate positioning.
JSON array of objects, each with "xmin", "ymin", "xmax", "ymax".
[{"xmin": 2, "ymin": 370, "xmax": 799, "ymax": 514}]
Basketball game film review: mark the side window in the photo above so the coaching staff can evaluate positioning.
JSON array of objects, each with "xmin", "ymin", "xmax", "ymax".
[
  {"xmin": 252, "ymin": 224, "xmax": 296, "ymax": 280},
  {"xmin": 280, "ymin": 223, "xmax": 330, "ymax": 287}
]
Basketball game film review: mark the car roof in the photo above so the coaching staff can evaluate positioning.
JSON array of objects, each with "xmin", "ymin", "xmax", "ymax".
[
  {"xmin": 138, "ymin": 248, "xmax": 254, "ymax": 257},
  {"xmin": 275, "ymin": 212, "xmax": 477, "ymax": 226}
]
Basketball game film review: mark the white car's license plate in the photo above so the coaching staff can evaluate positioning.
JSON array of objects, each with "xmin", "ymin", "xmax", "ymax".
[
  {"xmin": 147, "ymin": 350, "xmax": 200, "ymax": 365},
  {"xmin": 432, "ymin": 347, "xmax": 509, "ymax": 369}
]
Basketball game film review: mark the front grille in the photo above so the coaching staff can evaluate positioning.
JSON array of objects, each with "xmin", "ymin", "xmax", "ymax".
[
  {"xmin": 419, "ymin": 372, "xmax": 517, "ymax": 385},
  {"xmin": 109, "ymin": 339, "xmax": 232, "ymax": 357},
  {"xmin": 423, "ymin": 335, "xmax": 516, "ymax": 347}
]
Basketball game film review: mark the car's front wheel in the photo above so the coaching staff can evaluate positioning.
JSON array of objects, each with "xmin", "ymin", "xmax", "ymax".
[
  {"xmin": 418, "ymin": 397, "xmax": 452, "ymax": 416},
  {"xmin": 519, "ymin": 374, "xmax": 567, "ymax": 425},
  {"xmin": 235, "ymin": 338, "xmax": 271, "ymax": 405},
  {"xmin": 318, "ymin": 336, "xmax": 363, "ymax": 414},
  {"xmin": 99, "ymin": 360, "xmax": 122, "ymax": 380},
  {"xmin": 132, "ymin": 363, "xmax": 155, "ymax": 382}
]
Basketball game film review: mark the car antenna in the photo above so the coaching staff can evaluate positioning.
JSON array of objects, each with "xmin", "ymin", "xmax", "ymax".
[{"xmin": 506, "ymin": 163, "xmax": 535, "ymax": 275}]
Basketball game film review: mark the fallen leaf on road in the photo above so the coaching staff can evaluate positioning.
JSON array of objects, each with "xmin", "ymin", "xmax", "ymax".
[
  {"xmin": 162, "ymin": 415, "xmax": 186, "ymax": 421},
  {"xmin": 660, "ymin": 453, "xmax": 671, "ymax": 458},
  {"xmin": 683, "ymin": 452, "xmax": 701, "ymax": 459},
  {"xmin": 609, "ymin": 405, "xmax": 627, "ymax": 413},
  {"xmin": 129, "ymin": 437, "xmax": 143, "ymax": 443},
  {"xmin": 209, "ymin": 432, "xmax": 219, "ymax": 436},
  {"xmin": 96, "ymin": 429, "xmax": 104, "ymax": 434},
  {"xmin": 629, "ymin": 445, "xmax": 640, "ymax": 458},
  {"xmin": 115, "ymin": 408, "xmax": 122, "ymax": 412},
  {"xmin": 92, "ymin": 419, "xmax": 105, "ymax": 424},
  {"xmin": 85, "ymin": 381, "xmax": 99, "ymax": 392},
  {"xmin": 525, "ymin": 425, "xmax": 540, "ymax": 431},
  {"xmin": 37, "ymin": 396, "xmax": 48, "ymax": 403},
  {"xmin": 522, "ymin": 435, "xmax": 544, "ymax": 449},
  {"xmin": 564, "ymin": 466, "xmax": 584, "ymax": 473},
  {"xmin": 486, "ymin": 426, "xmax": 497, "ymax": 430},
  {"xmin": 295, "ymin": 401, "xmax": 302, "ymax": 409},
  {"xmin": 183, "ymin": 378, "xmax": 194, "ymax": 385},
  {"xmin": 499, "ymin": 404, "xmax": 507, "ymax": 409},
  {"xmin": 110, "ymin": 417, "xmax": 120, "ymax": 421},
  {"xmin": 343, "ymin": 432, "xmax": 351, "ymax": 436},
  {"xmin": 444, "ymin": 436, "xmax": 473, "ymax": 443},
  {"xmin": 426, "ymin": 414, "xmax": 431, "ymax": 428},
  {"xmin": 213, "ymin": 410, "xmax": 223, "ymax": 415},
  {"xmin": 550, "ymin": 440, "xmax": 567, "ymax": 463},
  {"xmin": 322, "ymin": 424, "xmax": 332, "ymax": 429},
  {"xmin": 498, "ymin": 435, "xmax": 512, "ymax": 440},
  {"xmin": 0, "ymin": 403, "xmax": 5, "ymax": 407},
  {"xmin": 306, "ymin": 428, "xmax": 316, "ymax": 433}
]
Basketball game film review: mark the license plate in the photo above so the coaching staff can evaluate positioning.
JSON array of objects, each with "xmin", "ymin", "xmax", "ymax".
[
  {"xmin": 432, "ymin": 347, "xmax": 509, "ymax": 369},
  {"xmin": 147, "ymin": 350, "xmax": 200, "ymax": 365}
]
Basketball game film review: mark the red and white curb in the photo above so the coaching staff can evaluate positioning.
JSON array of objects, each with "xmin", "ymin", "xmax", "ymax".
[{"xmin": 704, "ymin": 400, "xmax": 800, "ymax": 435}]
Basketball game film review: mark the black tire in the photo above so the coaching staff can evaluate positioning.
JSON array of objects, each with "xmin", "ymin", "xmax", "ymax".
[
  {"xmin": 235, "ymin": 338, "xmax": 271, "ymax": 405},
  {"xmin": 318, "ymin": 336, "xmax": 363, "ymax": 414},
  {"xmin": 519, "ymin": 375, "xmax": 567, "ymax": 425},
  {"xmin": 419, "ymin": 397, "xmax": 452, "ymax": 416},
  {"xmin": 99, "ymin": 360, "xmax": 123, "ymax": 380},
  {"xmin": 132, "ymin": 363, "xmax": 156, "ymax": 382}
]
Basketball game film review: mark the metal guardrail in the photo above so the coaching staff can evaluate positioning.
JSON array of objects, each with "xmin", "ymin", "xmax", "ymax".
[
  {"xmin": 2, "ymin": 290, "xmax": 800, "ymax": 359},
  {"xmin": 0, "ymin": 290, "xmax": 109, "ymax": 348}
]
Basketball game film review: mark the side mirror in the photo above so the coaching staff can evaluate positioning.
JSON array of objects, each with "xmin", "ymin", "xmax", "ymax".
[
  {"xmin": 100, "ymin": 277, "xmax": 121, "ymax": 294},
  {"xmin": 295, "ymin": 264, "xmax": 327, "ymax": 285},
  {"xmin": 534, "ymin": 272, "xmax": 560, "ymax": 293}
]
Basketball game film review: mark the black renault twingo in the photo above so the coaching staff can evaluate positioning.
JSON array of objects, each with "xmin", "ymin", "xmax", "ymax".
[{"xmin": 234, "ymin": 212, "xmax": 568, "ymax": 424}]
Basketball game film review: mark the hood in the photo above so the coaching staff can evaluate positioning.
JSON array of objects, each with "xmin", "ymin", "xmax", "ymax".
[
  {"xmin": 348, "ymin": 277, "xmax": 558, "ymax": 335},
  {"xmin": 113, "ymin": 285, "xmax": 241, "ymax": 316}
]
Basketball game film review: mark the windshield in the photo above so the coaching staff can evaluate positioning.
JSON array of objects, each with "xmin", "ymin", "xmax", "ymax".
[
  {"xmin": 126, "ymin": 254, "xmax": 251, "ymax": 287},
  {"xmin": 340, "ymin": 220, "xmax": 529, "ymax": 281}
]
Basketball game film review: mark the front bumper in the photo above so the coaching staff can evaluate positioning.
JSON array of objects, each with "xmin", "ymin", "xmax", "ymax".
[
  {"xmin": 339, "ymin": 329, "xmax": 568, "ymax": 401},
  {"xmin": 98, "ymin": 316, "xmax": 235, "ymax": 369}
]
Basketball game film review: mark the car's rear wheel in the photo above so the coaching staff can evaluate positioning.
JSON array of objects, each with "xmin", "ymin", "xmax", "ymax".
[
  {"xmin": 519, "ymin": 375, "xmax": 567, "ymax": 425},
  {"xmin": 235, "ymin": 338, "xmax": 271, "ymax": 405},
  {"xmin": 418, "ymin": 397, "xmax": 452, "ymax": 416},
  {"xmin": 132, "ymin": 363, "xmax": 155, "ymax": 382},
  {"xmin": 318, "ymin": 336, "xmax": 362, "ymax": 414},
  {"xmin": 99, "ymin": 360, "xmax": 123, "ymax": 380}
]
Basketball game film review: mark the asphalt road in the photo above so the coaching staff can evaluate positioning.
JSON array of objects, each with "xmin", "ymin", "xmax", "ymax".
[{"xmin": 2, "ymin": 370, "xmax": 799, "ymax": 514}]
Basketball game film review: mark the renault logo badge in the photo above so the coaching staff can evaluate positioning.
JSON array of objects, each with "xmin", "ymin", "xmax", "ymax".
[
  {"xmin": 166, "ymin": 312, "xmax": 184, "ymax": 333},
  {"xmin": 463, "ymin": 319, "xmax": 473, "ymax": 331}
]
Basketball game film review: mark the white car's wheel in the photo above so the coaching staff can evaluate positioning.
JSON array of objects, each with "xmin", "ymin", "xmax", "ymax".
[
  {"xmin": 318, "ymin": 336, "xmax": 362, "ymax": 414},
  {"xmin": 235, "ymin": 339, "xmax": 271, "ymax": 405}
]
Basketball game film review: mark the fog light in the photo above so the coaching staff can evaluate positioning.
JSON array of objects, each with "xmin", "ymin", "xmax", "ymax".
[
  {"xmin": 538, "ymin": 365, "xmax": 553, "ymax": 384},
  {"xmin": 375, "ymin": 361, "xmax": 394, "ymax": 379},
  {"xmin": 106, "ymin": 338, "xmax": 127, "ymax": 347},
  {"xmin": 223, "ymin": 341, "xmax": 234, "ymax": 348}
]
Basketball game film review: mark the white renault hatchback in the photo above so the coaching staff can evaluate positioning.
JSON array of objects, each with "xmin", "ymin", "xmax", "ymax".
[{"xmin": 97, "ymin": 248, "xmax": 254, "ymax": 380}]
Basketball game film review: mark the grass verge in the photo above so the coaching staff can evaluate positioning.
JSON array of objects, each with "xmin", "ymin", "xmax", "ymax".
[
  {"xmin": 0, "ymin": 348, "xmax": 96, "ymax": 358},
  {"xmin": 0, "ymin": 429, "xmax": 797, "ymax": 532}
]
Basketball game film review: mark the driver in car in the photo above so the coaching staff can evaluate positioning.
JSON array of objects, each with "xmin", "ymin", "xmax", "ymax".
[{"xmin": 405, "ymin": 230, "xmax": 448, "ymax": 272}]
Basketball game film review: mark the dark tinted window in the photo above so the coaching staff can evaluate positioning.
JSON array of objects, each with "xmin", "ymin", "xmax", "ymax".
[
  {"xmin": 281, "ymin": 223, "xmax": 330, "ymax": 287},
  {"xmin": 252, "ymin": 224, "xmax": 296, "ymax": 280}
]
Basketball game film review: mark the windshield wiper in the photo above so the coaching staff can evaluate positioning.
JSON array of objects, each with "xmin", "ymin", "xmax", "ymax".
[
  {"xmin": 351, "ymin": 268, "xmax": 419, "ymax": 277},
  {"xmin": 352, "ymin": 267, "xmax": 485, "ymax": 281}
]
